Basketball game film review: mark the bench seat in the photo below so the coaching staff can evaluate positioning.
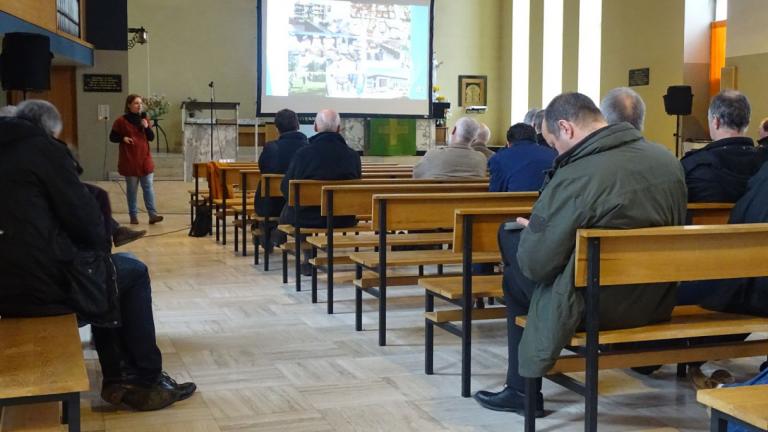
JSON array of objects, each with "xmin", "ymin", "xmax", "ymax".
[
  {"xmin": 306, "ymin": 232, "xmax": 452, "ymax": 248},
  {"xmin": 420, "ymin": 274, "xmax": 503, "ymax": 300},
  {"xmin": 515, "ymin": 305, "xmax": 768, "ymax": 346},
  {"xmin": 349, "ymin": 249, "xmax": 500, "ymax": 268},
  {"xmin": 278, "ymin": 223, "xmax": 372, "ymax": 235},
  {"xmin": 698, "ymin": 385, "xmax": 768, "ymax": 431}
]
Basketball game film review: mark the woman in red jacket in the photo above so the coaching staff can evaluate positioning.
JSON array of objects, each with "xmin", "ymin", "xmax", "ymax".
[{"xmin": 110, "ymin": 94, "xmax": 163, "ymax": 224}]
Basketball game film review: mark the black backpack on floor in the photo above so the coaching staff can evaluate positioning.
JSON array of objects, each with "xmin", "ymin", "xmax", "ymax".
[{"xmin": 189, "ymin": 204, "xmax": 211, "ymax": 237}]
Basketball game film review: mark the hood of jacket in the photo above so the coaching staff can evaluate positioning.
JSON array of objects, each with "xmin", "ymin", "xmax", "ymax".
[{"xmin": 309, "ymin": 131, "xmax": 349, "ymax": 148}]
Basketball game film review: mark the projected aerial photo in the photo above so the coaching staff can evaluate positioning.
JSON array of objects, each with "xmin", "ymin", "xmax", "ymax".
[{"xmin": 286, "ymin": 1, "xmax": 419, "ymax": 98}]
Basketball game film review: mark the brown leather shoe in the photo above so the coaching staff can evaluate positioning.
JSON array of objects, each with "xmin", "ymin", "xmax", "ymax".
[
  {"xmin": 148, "ymin": 214, "xmax": 164, "ymax": 224},
  {"xmin": 130, "ymin": 216, "xmax": 139, "ymax": 225}
]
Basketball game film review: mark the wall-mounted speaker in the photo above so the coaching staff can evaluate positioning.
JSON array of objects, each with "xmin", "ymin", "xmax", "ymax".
[
  {"xmin": 1, "ymin": 32, "xmax": 53, "ymax": 91},
  {"xmin": 663, "ymin": 85, "xmax": 693, "ymax": 116}
]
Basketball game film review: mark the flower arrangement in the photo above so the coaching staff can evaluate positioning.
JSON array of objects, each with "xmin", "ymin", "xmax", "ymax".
[{"xmin": 145, "ymin": 94, "xmax": 170, "ymax": 120}]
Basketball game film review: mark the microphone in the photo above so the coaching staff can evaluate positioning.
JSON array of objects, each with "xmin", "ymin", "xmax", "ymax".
[
  {"xmin": 208, "ymin": 81, "xmax": 214, "ymax": 88},
  {"xmin": 140, "ymin": 112, "xmax": 147, "ymax": 119}
]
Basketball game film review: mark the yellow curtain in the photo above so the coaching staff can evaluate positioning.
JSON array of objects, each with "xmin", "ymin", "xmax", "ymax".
[{"xmin": 710, "ymin": 20, "xmax": 727, "ymax": 97}]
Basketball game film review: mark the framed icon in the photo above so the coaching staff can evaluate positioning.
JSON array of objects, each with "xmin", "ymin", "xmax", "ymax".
[{"xmin": 458, "ymin": 75, "xmax": 487, "ymax": 107}]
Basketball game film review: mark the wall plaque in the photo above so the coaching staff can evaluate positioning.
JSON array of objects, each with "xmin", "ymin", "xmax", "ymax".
[
  {"xmin": 83, "ymin": 74, "xmax": 123, "ymax": 92},
  {"xmin": 628, "ymin": 68, "xmax": 650, "ymax": 86}
]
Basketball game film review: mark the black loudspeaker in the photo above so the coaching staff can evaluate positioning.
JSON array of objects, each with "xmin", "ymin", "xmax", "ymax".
[
  {"xmin": 1, "ymin": 32, "xmax": 52, "ymax": 91},
  {"xmin": 432, "ymin": 102, "xmax": 451, "ymax": 119},
  {"xmin": 663, "ymin": 85, "xmax": 693, "ymax": 116}
]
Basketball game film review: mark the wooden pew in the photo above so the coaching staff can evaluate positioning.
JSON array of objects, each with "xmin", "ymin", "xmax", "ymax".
[
  {"xmin": 517, "ymin": 223, "xmax": 768, "ymax": 431},
  {"xmin": 698, "ymin": 385, "xmax": 768, "ymax": 432},
  {"xmin": 212, "ymin": 164, "xmax": 258, "ymax": 245},
  {"xmin": 348, "ymin": 192, "xmax": 539, "ymax": 346},
  {"xmin": 279, "ymin": 178, "xmax": 491, "ymax": 292},
  {"xmin": 252, "ymin": 173, "xmax": 285, "ymax": 270},
  {"xmin": 307, "ymin": 182, "xmax": 490, "ymax": 313},
  {"xmin": 422, "ymin": 207, "xmax": 532, "ymax": 397},
  {"xmin": 0, "ymin": 314, "xmax": 89, "ymax": 432},
  {"xmin": 420, "ymin": 201, "xmax": 736, "ymax": 397},
  {"xmin": 229, "ymin": 169, "xmax": 261, "ymax": 255}
]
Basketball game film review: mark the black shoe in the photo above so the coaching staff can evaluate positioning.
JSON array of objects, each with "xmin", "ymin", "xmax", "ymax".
[
  {"xmin": 631, "ymin": 365, "xmax": 662, "ymax": 376},
  {"xmin": 101, "ymin": 372, "xmax": 196, "ymax": 411},
  {"xmin": 112, "ymin": 226, "xmax": 147, "ymax": 247},
  {"xmin": 156, "ymin": 371, "xmax": 196, "ymax": 401},
  {"xmin": 473, "ymin": 386, "xmax": 544, "ymax": 417}
]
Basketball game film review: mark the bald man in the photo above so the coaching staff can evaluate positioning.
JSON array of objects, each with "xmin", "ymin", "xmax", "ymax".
[
  {"xmin": 280, "ymin": 109, "xmax": 361, "ymax": 228},
  {"xmin": 413, "ymin": 117, "xmax": 487, "ymax": 179}
]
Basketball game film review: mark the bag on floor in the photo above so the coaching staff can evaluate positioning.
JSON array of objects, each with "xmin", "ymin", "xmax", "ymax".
[{"xmin": 189, "ymin": 204, "xmax": 211, "ymax": 237}]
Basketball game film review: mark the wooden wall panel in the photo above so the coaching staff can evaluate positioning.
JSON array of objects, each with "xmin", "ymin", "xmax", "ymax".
[{"xmin": 0, "ymin": 0, "xmax": 57, "ymax": 32}]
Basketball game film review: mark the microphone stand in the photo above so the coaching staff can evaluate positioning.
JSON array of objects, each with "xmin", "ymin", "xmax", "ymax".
[{"xmin": 209, "ymin": 82, "xmax": 215, "ymax": 160}]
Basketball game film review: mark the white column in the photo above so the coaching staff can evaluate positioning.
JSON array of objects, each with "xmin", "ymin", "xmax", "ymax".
[{"xmin": 542, "ymin": 0, "xmax": 564, "ymax": 107}]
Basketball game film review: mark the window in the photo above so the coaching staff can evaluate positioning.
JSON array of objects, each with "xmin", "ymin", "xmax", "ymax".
[
  {"xmin": 56, "ymin": 0, "xmax": 80, "ymax": 38},
  {"xmin": 578, "ymin": 0, "xmax": 602, "ymax": 103},
  {"xmin": 511, "ymin": 0, "xmax": 531, "ymax": 122},
  {"xmin": 715, "ymin": 0, "xmax": 728, "ymax": 21},
  {"xmin": 542, "ymin": 0, "xmax": 564, "ymax": 107}
]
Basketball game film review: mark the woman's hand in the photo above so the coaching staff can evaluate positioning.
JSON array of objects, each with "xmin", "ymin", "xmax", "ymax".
[
  {"xmin": 141, "ymin": 118, "xmax": 149, "ymax": 129},
  {"xmin": 123, "ymin": 137, "xmax": 134, "ymax": 145}
]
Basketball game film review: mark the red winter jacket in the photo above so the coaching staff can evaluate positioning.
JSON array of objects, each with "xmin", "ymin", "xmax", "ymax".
[{"xmin": 110, "ymin": 113, "xmax": 155, "ymax": 177}]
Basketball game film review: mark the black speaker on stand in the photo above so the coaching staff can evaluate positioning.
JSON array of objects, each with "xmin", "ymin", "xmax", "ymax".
[
  {"xmin": 663, "ymin": 85, "xmax": 693, "ymax": 158},
  {"xmin": 1, "ymin": 32, "xmax": 53, "ymax": 100}
]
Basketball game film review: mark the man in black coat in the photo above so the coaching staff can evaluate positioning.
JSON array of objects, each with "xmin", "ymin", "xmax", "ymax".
[
  {"xmin": 0, "ymin": 100, "xmax": 195, "ymax": 411},
  {"xmin": 681, "ymin": 90, "xmax": 764, "ymax": 202},
  {"xmin": 254, "ymin": 109, "xmax": 308, "ymax": 217},
  {"xmin": 279, "ymin": 108, "xmax": 362, "ymax": 228}
]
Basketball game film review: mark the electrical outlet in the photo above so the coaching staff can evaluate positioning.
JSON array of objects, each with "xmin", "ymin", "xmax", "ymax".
[{"xmin": 98, "ymin": 104, "xmax": 110, "ymax": 121}]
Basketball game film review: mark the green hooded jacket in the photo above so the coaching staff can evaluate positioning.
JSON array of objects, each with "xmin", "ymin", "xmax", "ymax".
[{"xmin": 516, "ymin": 122, "xmax": 687, "ymax": 377}]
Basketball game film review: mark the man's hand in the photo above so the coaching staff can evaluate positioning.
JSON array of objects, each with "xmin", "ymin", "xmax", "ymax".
[
  {"xmin": 123, "ymin": 137, "xmax": 134, "ymax": 145},
  {"xmin": 516, "ymin": 217, "xmax": 529, "ymax": 227}
]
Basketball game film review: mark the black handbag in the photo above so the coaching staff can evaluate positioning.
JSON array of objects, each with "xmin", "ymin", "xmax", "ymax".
[{"xmin": 63, "ymin": 249, "xmax": 121, "ymax": 327}]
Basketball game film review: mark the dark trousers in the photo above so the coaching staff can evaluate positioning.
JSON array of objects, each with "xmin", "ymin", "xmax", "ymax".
[
  {"xmin": 92, "ymin": 252, "xmax": 162, "ymax": 381},
  {"xmin": 498, "ymin": 225, "xmax": 542, "ymax": 394},
  {"xmin": 84, "ymin": 183, "xmax": 119, "ymax": 242}
]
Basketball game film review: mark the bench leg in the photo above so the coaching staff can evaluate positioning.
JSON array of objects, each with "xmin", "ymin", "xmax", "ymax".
[
  {"xmin": 215, "ymin": 205, "xmax": 220, "ymax": 242},
  {"xmin": 710, "ymin": 410, "xmax": 728, "ymax": 432},
  {"xmin": 262, "ymin": 221, "xmax": 269, "ymax": 270},
  {"xmin": 461, "ymin": 305, "xmax": 472, "ymax": 398},
  {"xmin": 241, "ymin": 219, "xmax": 248, "ymax": 257},
  {"xmin": 418, "ymin": 265, "xmax": 424, "ymax": 276},
  {"xmin": 234, "ymin": 215, "xmax": 239, "ymax": 252},
  {"xmin": 253, "ymin": 226, "xmax": 260, "ymax": 265},
  {"xmin": 378, "ymin": 283, "xmax": 387, "ymax": 346},
  {"xmin": 355, "ymin": 265, "xmax": 363, "ymax": 331},
  {"xmin": 437, "ymin": 264, "xmax": 444, "ymax": 275},
  {"xmin": 524, "ymin": 378, "xmax": 537, "ymax": 432},
  {"xmin": 676, "ymin": 363, "xmax": 687, "ymax": 378},
  {"xmin": 311, "ymin": 247, "xmax": 318, "ymax": 303},
  {"xmin": 295, "ymin": 235, "xmax": 302, "ymax": 292},
  {"xmin": 282, "ymin": 250, "xmax": 288, "ymax": 283},
  {"xmin": 425, "ymin": 293, "xmax": 434, "ymax": 375},
  {"xmin": 63, "ymin": 393, "xmax": 80, "ymax": 432}
]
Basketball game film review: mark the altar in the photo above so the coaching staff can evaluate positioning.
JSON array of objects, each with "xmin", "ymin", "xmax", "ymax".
[{"xmin": 181, "ymin": 101, "xmax": 242, "ymax": 181}]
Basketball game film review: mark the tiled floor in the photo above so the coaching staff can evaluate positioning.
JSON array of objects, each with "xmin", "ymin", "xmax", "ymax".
[{"xmin": 77, "ymin": 180, "xmax": 764, "ymax": 431}]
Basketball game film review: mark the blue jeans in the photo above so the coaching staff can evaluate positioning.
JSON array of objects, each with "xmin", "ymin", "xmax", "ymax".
[
  {"xmin": 125, "ymin": 173, "xmax": 158, "ymax": 217},
  {"xmin": 92, "ymin": 252, "xmax": 162, "ymax": 381}
]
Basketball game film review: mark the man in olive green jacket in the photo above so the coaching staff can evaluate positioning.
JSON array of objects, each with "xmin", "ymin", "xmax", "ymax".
[{"xmin": 474, "ymin": 92, "xmax": 687, "ymax": 415}]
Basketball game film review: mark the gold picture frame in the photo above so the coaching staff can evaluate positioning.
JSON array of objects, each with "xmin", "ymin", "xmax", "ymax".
[{"xmin": 458, "ymin": 75, "xmax": 487, "ymax": 107}]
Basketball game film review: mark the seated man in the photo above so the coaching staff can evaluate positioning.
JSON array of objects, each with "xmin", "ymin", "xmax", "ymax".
[
  {"xmin": 413, "ymin": 117, "xmax": 487, "ymax": 179},
  {"xmin": 0, "ymin": 100, "xmax": 195, "ymax": 411},
  {"xmin": 470, "ymin": 122, "xmax": 495, "ymax": 160},
  {"xmin": 758, "ymin": 117, "xmax": 768, "ymax": 153},
  {"xmin": 531, "ymin": 109, "xmax": 549, "ymax": 147},
  {"xmin": 600, "ymin": 86, "xmax": 646, "ymax": 131},
  {"xmin": 279, "ymin": 108, "xmax": 361, "ymax": 229},
  {"xmin": 473, "ymin": 92, "xmax": 686, "ymax": 415},
  {"xmin": 488, "ymin": 123, "xmax": 555, "ymax": 192},
  {"xmin": 681, "ymin": 90, "xmax": 764, "ymax": 202},
  {"xmin": 254, "ymin": 108, "xmax": 308, "ymax": 218}
]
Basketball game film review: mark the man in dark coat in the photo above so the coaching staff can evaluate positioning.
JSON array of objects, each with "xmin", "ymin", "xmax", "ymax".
[
  {"xmin": 474, "ymin": 93, "xmax": 687, "ymax": 415},
  {"xmin": 254, "ymin": 109, "xmax": 308, "ymax": 217},
  {"xmin": 280, "ymin": 108, "xmax": 362, "ymax": 228},
  {"xmin": 488, "ymin": 123, "xmax": 555, "ymax": 192},
  {"xmin": 681, "ymin": 90, "xmax": 764, "ymax": 202},
  {"xmin": 0, "ymin": 100, "xmax": 195, "ymax": 411}
]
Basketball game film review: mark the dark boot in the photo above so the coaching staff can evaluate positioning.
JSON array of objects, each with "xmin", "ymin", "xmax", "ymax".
[
  {"xmin": 101, "ymin": 372, "xmax": 196, "ymax": 411},
  {"xmin": 113, "ymin": 226, "xmax": 147, "ymax": 247},
  {"xmin": 473, "ymin": 386, "xmax": 544, "ymax": 417}
]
